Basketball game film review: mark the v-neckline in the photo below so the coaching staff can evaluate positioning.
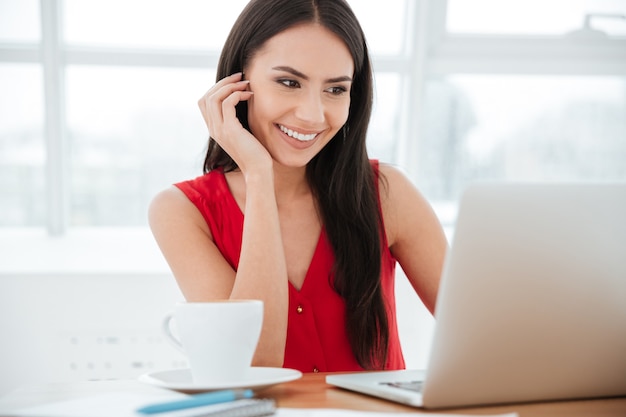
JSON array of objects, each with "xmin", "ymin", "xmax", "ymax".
[
  {"xmin": 288, "ymin": 228, "xmax": 325, "ymax": 293},
  {"xmin": 219, "ymin": 169, "xmax": 324, "ymax": 293}
]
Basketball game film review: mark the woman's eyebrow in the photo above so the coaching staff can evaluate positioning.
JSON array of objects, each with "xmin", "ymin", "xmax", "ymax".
[{"xmin": 272, "ymin": 66, "xmax": 352, "ymax": 83}]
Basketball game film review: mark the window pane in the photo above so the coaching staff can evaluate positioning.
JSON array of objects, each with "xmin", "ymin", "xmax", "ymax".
[
  {"xmin": 66, "ymin": 66, "xmax": 213, "ymax": 226},
  {"xmin": 0, "ymin": 0, "xmax": 40, "ymax": 42},
  {"xmin": 368, "ymin": 73, "xmax": 402, "ymax": 162},
  {"xmin": 63, "ymin": 0, "xmax": 409, "ymax": 54},
  {"xmin": 419, "ymin": 75, "xmax": 626, "ymax": 205},
  {"xmin": 349, "ymin": 0, "xmax": 408, "ymax": 55},
  {"xmin": 63, "ymin": 0, "xmax": 249, "ymax": 49},
  {"xmin": 447, "ymin": 0, "xmax": 626, "ymax": 36},
  {"xmin": 0, "ymin": 64, "xmax": 45, "ymax": 227}
]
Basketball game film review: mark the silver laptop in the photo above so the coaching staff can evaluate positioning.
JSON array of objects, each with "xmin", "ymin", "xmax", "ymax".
[{"xmin": 327, "ymin": 183, "xmax": 626, "ymax": 409}]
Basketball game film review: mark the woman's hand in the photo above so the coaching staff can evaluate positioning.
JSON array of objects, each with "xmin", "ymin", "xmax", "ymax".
[{"xmin": 198, "ymin": 72, "xmax": 272, "ymax": 174}]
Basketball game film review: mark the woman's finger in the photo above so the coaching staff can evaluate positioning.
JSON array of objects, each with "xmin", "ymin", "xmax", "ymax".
[
  {"xmin": 197, "ymin": 73, "xmax": 244, "ymax": 114},
  {"xmin": 198, "ymin": 73, "xmax": 244, "ymax": 108},
  {"xmin": 211, "ymin": 90, "xmax": 253, "ymax": 144},
  {"xmin": 207, "ymin": 80, "xmax": 249, "ymax": 116},
  {"xmin": 200, "ymin": 84, "xmax": 252, "ymax": 147},
  {"xmin": 200, "ymin": 80, "xmax": 249, "ymax": 124},
  {"xmin": 221, "ymin": 90, "xmax": 253, "ymax": 128}
]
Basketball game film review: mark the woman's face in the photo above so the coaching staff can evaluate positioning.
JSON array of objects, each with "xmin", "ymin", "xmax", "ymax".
[{"xmin": 244, "ymin": 23, "xmax": 354, "ymax": 169}]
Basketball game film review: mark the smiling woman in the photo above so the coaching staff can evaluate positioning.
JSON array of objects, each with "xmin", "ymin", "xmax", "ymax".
[
  {"xmin": 1, "ymin": 0, "xmax": 625, "ymax": 391},
  {"xmin": 0, "ymin": 0, "xmax": 407, "ymax": 231},
  {"xmin": 148, "ymin": 0, "xmax": 448, "ymax": 374},
  {"xmin": 242, "ymin": 24, "xmax": 353, "ymax": 167}
]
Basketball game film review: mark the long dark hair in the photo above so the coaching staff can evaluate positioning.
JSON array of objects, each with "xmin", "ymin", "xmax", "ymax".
[{"xmin": 204, "ymin": 0, "xmax": 388, "ymax": 369}]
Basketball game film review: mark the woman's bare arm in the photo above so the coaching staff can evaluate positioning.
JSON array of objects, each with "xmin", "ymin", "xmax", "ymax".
[
  {"xmin": 148, "ymin": 73, "xmax": 290, "ymax": 366},
  {"xmin": 379, "ymin": 164, "xmax": 448, "ymax": 314},
  {"xmin": 149, "ymin": 176, "xmax": 289, "ymax": 367}
]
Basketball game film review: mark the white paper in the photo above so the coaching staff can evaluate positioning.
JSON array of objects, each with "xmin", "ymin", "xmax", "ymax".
[
  {"xmin": 9, "ymin": 394, "xmax": 519, "ymax": 417},
  {"xmin": 7, "ymin": 391, "xmax": 196, "ymax": 417},
  {"xmin": 276, "ymin": 409, "xmax": 518, "ymax": 417}
]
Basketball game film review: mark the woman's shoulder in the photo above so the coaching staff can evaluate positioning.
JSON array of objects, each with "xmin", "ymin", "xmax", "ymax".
[
  {"xmin": 376, "ymin": 162, "xmax": 436, "ymax": 245},
  {"xmin": 149, "ymin": 169, "xmax": 229, "ymax": 235},
  {"xmin": 148, "ymin": 183, "xmax": 211, "ymax": 243},
  {"xmin": 175, "ymin": 168, "xmax": 227, "ymax": 196},
  {"xmin": 376, "ymin": 162, "xmax": 417, "ymax": 198},
  {"xmin": 149, "ymin": 183, "xmax": 203, "ymax": 223}
]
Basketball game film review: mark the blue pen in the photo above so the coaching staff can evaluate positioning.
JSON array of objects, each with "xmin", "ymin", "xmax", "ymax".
[{"xmin": 136, "ymin": 389, "xmax": 254, "ymax": 414}]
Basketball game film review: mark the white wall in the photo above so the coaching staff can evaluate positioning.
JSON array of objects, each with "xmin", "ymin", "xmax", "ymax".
[
  {"xmin": 395, "ymin": 267, "xmax": 436, "ymax": 370},
  {"xmin": 0, "ymin": 270, "xmax": 435, "ymax": 397},
  {"xmin": 0, "ymin": 273, "xmax": 187, "ymax": 396},
  {"xmin": 0, "ymin": 227, "xmax": 440, "ymax": 396}
]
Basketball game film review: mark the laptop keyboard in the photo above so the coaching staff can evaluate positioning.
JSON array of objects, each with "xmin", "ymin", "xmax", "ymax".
[{"xmin": 382, "ymin": 381, "xmax": 424, "ymax": 393}]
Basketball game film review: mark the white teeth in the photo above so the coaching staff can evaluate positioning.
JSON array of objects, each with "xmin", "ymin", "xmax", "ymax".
[{"xmin": 279, "ymin": 125, "xmax": 317, "ymax": 141}]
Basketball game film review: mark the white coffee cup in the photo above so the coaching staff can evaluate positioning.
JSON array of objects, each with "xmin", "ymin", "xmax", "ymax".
[{"xmin": 162, "ymin": 300, "xmax": 263, "ymax": 384}]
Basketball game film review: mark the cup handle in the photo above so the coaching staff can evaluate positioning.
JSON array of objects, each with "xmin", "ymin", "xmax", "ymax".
[{"xmin": 162, "ymin": 312, "xmax": 185, "ymax": 353}]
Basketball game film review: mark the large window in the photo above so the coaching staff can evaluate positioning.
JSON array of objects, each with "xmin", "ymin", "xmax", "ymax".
[
  {"xmin": 1, "ymin": 0, "xmax": 625, "ymax": 376},
  {"xmin": 0, "ymin": 63, "xmax": 45, "ymax": 226},
  {"xmin": 419, "ymin": 75, "xmax": 626, "ymax": 201},
  {"xmin": 410, "ymin": 0, "xmax": 626, "ymax": 224},
  {"xmin": 0, "ymin": 0, "xmax": 410, "ymax": 233},
  {"xmin": 1, "ymin": 0, "xmax": 625, "ymax": 254}
]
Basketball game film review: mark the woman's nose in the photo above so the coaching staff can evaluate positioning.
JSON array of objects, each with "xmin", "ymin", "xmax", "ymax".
[{"xmin": 294, "ymin": 91, "xmax": 324, "ymax": 124}]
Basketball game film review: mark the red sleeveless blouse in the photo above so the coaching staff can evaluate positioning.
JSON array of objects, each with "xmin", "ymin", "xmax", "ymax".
[{"xmin": 175, "ymin": 161, "xmax": 405, "ymax": 372}]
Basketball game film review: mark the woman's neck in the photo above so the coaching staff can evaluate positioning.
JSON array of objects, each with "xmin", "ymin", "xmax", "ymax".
[{"xmin": 271, "ymin": 163, "xmax": 311, "ymax": 206}]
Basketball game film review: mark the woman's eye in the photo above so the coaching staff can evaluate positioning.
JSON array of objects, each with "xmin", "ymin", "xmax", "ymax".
[
  {"xmin": 327, "ymin": 86, "xmax": 348, "ymax": 95},
  {"xmin": 278, "ymin": 79, "xmax": 300, "ymax": 88}
]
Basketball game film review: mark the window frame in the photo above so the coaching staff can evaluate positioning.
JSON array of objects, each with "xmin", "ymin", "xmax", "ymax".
[
  {"xmin": 398, "ymin": 0, "xmax": 626, "ymax": 180},
  {"xmin": 0, "ymin": 0, "xmax": 624, "ymax": 273},
  {"xmin": 1, "ymin": 0, "xmax": 419, "ymax": 237}
]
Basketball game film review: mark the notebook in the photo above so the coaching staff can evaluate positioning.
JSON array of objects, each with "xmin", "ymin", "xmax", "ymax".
[
  {"xmin": 9, "ymin": 393, "xmax": 276, "ymax": 417},
  {"xmin": 327, "ymin": 182, "xmax": 626, "ymax": 409}
]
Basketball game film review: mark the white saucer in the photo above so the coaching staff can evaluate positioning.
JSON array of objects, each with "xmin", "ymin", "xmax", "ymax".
[{"xmin": 138, "ymin": 367, "xmax": 302, "ymax": 393}]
